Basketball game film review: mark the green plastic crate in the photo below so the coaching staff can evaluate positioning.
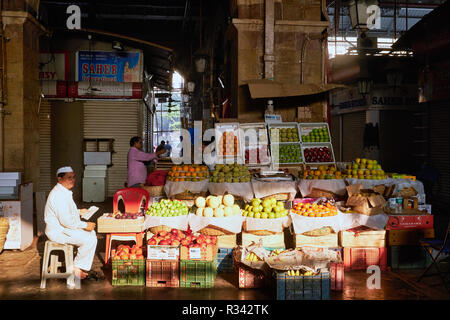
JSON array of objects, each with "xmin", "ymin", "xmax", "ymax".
[
  {"xmin": 274, "ymin": 271, "xmax": 331, "ymax": 300},
  {"xmin": 390, "ymin": 245, "xmax": 432, "ymax": 269},
  {"xmin": 180, "ymin": 259, "xmax": 217, "ymax": 288},
  {"xmin": 112, "ymin": 259, "xmax": 146, "ymax": 286}
]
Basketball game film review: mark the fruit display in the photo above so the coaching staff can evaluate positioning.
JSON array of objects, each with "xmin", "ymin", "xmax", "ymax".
[
  {"xmin": 342, "ymin": 158, "xmax": 387, "ymax": 180},
  {"xmin": 105, "ymin": 211, "xmax": 144, "ymax": 219},
  {"xmin": 166, "ymin": 164, "xmax": 210, "ymax": 182},
  {"xmin": 146, "ymin": 199, "xmax": 189, "ymax": 217},
  {"xmin": 273, "ymin": 144, "xmax": 303, "ymax": 164},
  {"xmin": 245, "ymin": 145, "xmax": 270, "ymax": 164},
  {"xmin": 244, "ymin": 252, "xmax": 263, "ymax": 262},
  {"xmin": 112, "ymin": 244, "xmax": 145, "ymax": 260},
  {"xmin": 269, "ymin": 248, "xmax": 286, "ymax": 257},
  {"xmin": 269, "ymin": 126, "xmax": 300, "ymax": 143},
  {"xmin": 180, "ymin": 233, "xmax": 218, "ymax": 249},
  {"xmin": 303, "ymin": 146, "xmax": 334, "ymax": 163},
  {"xmin": 242, "ymin": 197, "xmax": 289, "ymax": 219},
  {"xmin": 147, "ymin": 228, "xmax": 187, "ymax": 246},
  {"xmin": 286, "ymin": 269, "xmax": 316, "ymax": 276},
  {"xmin": 301, "ymin": 126, "xmax": 330, "ymax": 143},
  {"xmin": 194, "ymin": 194, "xmax": 241, "ymax": 217},
  {"xmin": 291, "ymin": 199, "xmax": 338, "ymax": 217},
  {"xmin": 209, "ymin": 164, "xmax": 251, "ymax": 183},
  {"xmin": 302, "ymin": 165, "xmax": 342, "ymax": 180},
  {"xmin": 217, "ymin": 131, "xmax": 240, "ymax": 156}
]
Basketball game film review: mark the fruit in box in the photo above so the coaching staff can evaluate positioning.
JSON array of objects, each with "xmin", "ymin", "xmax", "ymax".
[
  {"xmin": 291, "ymin": 199, "xmax": 338, "ymax": 217},
  {"xmin": 302, "ymin": 164, "xmax": 342, "ymax": 180},
  {"xmin": 194, "ymin": 194, "xmax": 241, "ymax": 217},
  {"xmin": 242, "ymin": 197, "xmax": 288, "ymax": 218},
  {"xmin": 146, "ymin": 199, "xmax": 189, "ymax": 217},
  {"xmin": 278, "ymin": 144, "xmax": 302, "ymax": 163},
  {"xmin": 112, "ymin": 244, "xmax": 145, "ymax": 260},
  {"xmin": 303, "ymin": 147, "xmax": 333, "ymax": 163},
  {"xmin": 209, "ymin": 164, "xmax": 251, "ymax": 183},
  {"xmin": 105, "ymin": 211, "xmax": 144, "ymax": 219},
  {"xmin": 302, "ymin": 127, "xmax": 330, "ymax": 143},
  {"xmin": 167, "ymin": 164, "xmax": 210, "ymax": 182},
  {"xmin": 218, "ymin": 131, "xmax": 240, "ymax": 156},
  {"xmin": 270, "ymin": 127, "xmax": 299, "ymax": 143},
  {"xmin": 342, "ymin": 158, "xmax": 387, "ymax": 180},
  {"xmin": 245, "ymin": 145, "xmax": 269, "ymax": 164}
]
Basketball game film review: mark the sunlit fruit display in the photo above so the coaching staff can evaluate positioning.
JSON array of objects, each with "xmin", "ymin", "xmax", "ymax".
[
  {"xmin": 209, "ymin": 164, "xmax": 251, "ymax": 183},
  {"xmin": 342, "ymin": 158, "xmax": 387, "ymax": 180},
  {"xmin": 146, "ymin": 199, "xmax": 190, "ymax": 217},
  {"xmin": 242, "ymin": 197, "xmax": 289, "ymax": 219},
  {"xmin": 194, "ymin": 194, "xmax": 241, "ymax": 217},
  {"xmin": 111, "ymin": 244, "xmax": 145, "ymax": 260},
  {"xmin": 302, "ymin": 164, "xmax": 342, "ymax": 180},
  {"xmin": 218, "ymin": 131, "xmax": 240, "ymax": 156},
  {"xmin": 291, "ymin": 200, "xmax": 338, "ymax": 217},
  {"xmin": 166, "ymin": 164, "xmax": 210, "ymax": 182},
  {"xmin": 269, "ymin": 127, "xmax": 300, "ymax": 143}
]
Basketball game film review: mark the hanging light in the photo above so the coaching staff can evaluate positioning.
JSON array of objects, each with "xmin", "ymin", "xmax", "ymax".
[
  {"xmin": 187, "ymin": 81, "xmax": 195, "ymax": 93},
  {"xmin": 195, "ymin": 56, "xmax": 207, "ymax": 73},
  {"xmin": 358, "ymin": 78, "xmax": 373, "ymax": 98}
]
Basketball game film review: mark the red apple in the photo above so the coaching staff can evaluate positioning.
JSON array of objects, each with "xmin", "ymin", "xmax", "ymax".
[
  {"xmin": 136, "ymin": 255, "xmax": 144, "ymax": 260},
  {"xmin": 171, "ymin": 240, "xmax": 180, "ymax": 246},
  {"xmin": 136, "ymin": 248, "xmax": 143, "ymax": 255},
  {"xmin": 129, "ymin": 254, "xmax": 137, "ymax": 260},
  {"xmin": 178, "ymin": 233, "xmax": 186, "ymax": 239},
  {"xmin": 159, "ymin": 240, "xmax": 170, "ymax": 245},
  {"xmin": 171, "ymin": 229, "xmax": 179, "ymax": 235},
  {"xmin": 181, "ymin": 239, "xmax": 190, "ymax": 246},
  {"xmin": 159, "ymin": 231, "xmax": 168, "ymax": 237},
  {"xmin": 121, "ymin": 254, "xmax": 129, "ymax": 260},
  {"xmin": 148, "ymin": 239, "xmax": 157, "ymax": 245}
]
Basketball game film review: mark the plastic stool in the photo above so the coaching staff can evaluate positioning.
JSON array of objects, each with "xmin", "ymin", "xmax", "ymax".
[
  {"xmin": 104, "ymin": 232, "xmax": 144, "ymax": 265},
  {"xmin": 40, "ymin": 241, "xmax": 76, "ymax": 289}
]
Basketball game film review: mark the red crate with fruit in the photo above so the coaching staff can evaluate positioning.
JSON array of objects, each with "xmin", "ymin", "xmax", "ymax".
[
  {"xmin": 146, "ymin": 259, "xmax": 179, "ymax": 288},
  {"xmin": 146, "ymin": 229, "xmax": 184, "ymax": 260}
]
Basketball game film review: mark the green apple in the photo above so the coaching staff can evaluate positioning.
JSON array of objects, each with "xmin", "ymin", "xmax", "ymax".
[
  {"xmin": 248, "ymin": 211, "xmax": 255, "ymax": 218},
  {"xmin": 261, "ymin": 212, "xmax": 268, "ymax": 219},
  {"xmin": 254, "ymin": 212, "xmax": 261, "ymax": 219}
]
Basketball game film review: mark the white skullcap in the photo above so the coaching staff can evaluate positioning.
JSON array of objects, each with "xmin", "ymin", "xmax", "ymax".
[{"xmin": 56, "ymin": 166, "xmax": 73, "ymax": 176}]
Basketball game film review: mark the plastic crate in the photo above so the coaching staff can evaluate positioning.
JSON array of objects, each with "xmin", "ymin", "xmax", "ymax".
[
  {"xmin": 146, "ymin": 259, "xmax": 179, "ymax": 288},
  {"xmin": 111, "ymin": 259, "xmax": 145, "ymax": 286},
  {"xmin": 237, "ymin": 264, "xmax": 269, "ymax": 288},
  {"xmin": 330, "ymin": 262, "xmax": 344, "ymax": 291},
  {"xmin": 180, "ymin": 259, "xmax": 217, "ymax": 288},
  {"xmin": 343, "ymin": 247, "xmax": 387, "ymax": 271},
  {"xmin": 179, "ymin": 244, "xmax": 218, "ymax": 261},
  {"xmin": 389, "ymin": 245, "xmax": 432, "ymax": 269},
  {"xmin": 274, "ymin": 271, "xmax": 331, "ymax": 300},
  {"xmin": 217, "ymin": 248, "xmax": 234, "ymax": 273}
]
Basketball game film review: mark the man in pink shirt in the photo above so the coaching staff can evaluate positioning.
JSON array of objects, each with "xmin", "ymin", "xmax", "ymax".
[{"xmin": 127, "ymin": 136, "xmax": 165, "ymax": 187}]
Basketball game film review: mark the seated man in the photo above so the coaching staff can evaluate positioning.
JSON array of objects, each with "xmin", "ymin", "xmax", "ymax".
[{"xmin": 44, "ymin": 166, "xmax": 98, "ymax": 282}]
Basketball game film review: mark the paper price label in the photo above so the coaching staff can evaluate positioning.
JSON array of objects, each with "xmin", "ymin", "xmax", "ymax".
[{"xmin": 189, "ymin": 247, "xmax": 201, "ymax": 259}]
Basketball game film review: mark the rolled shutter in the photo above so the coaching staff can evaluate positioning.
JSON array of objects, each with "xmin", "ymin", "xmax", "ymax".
[
  {"xmin": 39, "ymin": 99, "xmax": 52, "ymax": 193},
  {"xmin": 83, "ymin": 100, "xmax": 141, "ymax": 197},
  {"xmin": 342, "ymin": 111, "xmax": 366, "ymax": 161}
]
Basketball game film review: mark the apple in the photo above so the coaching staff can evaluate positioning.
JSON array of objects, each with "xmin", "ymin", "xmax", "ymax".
[
  {"xmin": 171, "ymin": 239, "xmax": 180, "ymax": 246},
  {"xmin": 159, "ymin": 231, "xmax": 168, "ymax": 237},
  {"xmin": 136, "ymin": 255, "xmax": 144, "ymax": 260},
  {"xmin": 136, "ymin": 248, "xmax": 143, "ymax": 255},
  {"xmin": 129, "ymin": 254, "xmax": 137, "ymax": 260},
  {"xmin": 121, "ymin": 254, "xmax": 129, "ymax": 260},
  {"xmin": 159, "ymin": 240, "xmax": 170, "ymax": 245},
  {"xmin": 181, "ymin": 239, "xmax": 190, "ymax": 246},
  {"xmin": 171, "ymin": 229, "xmax": 179, "ymax": 235}
]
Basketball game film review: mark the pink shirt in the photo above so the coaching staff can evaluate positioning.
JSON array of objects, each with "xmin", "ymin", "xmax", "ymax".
[{"xmin": 127, "ymin": 147, "xmax": 158, "ymax": 187}]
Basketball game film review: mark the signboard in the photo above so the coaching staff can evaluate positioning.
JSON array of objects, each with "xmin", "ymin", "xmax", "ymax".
[
  {"xmin": 76, "ymin": 51, "xmax": 143, "ymax": 83},
  {"xmin": 329, "ymin": 86, "xmax": 367, "ymax": 110},
  {"xmin": 40, "ymin": 81, "xmax": 67, "ymax": 98},
  {"xmin": 68, "ymin": 81, "xmax": 142, "ymax": 99},
  {"xmin": 39, "ymin": 51, "xmax": 69, "ymax": 81}
]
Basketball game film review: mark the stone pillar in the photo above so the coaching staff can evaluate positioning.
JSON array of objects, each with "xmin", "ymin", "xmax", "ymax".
[{"xmin": 2, "ymin": 11, "xmax": 46, "ymax": 191}]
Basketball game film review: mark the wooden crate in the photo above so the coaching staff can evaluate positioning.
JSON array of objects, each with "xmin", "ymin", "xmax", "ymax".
[
  {"xmin": 241, "ymin": 232, "xmax": 285, "ymax": 249},
  {"xmin": 97, "ymin": 216, "xmax": 145, "ymax": 233},
  {"xmin": 217, "ymin": 234, "xmax": 237, "ymax": 248},
  {"xmin": 146, "ymin": 259, "xmax": 179, "ymax": 288},
  {"xmin": 387, "ymin": 228, "xmax": 435, "ymax": 246},
  {"xmin": 339, "ymin": 228, "xmax": 386, "ymax": 248},
  {"xmin": 343, "ymin": 247, "xmax": 387, "ymax": 271},
  {"xmin": 294, "ymin": 233, "xmax": 338, "ymax": 248}
]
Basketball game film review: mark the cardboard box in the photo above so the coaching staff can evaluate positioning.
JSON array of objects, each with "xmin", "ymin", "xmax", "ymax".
[
  {"xmin": 147, "ymin": 245, "xmax": 180, "ymax": 260},
  {"xmin": 403, "ymin": 197, "xmax": 418, "ymax": 210},
  {"xmin": 180, "ymin": 244, "xmax": 218, "ymax": 261},
  {"xmin": 345, "ymin": 184, "xmax": 386, "ymax": 216},
  {"xmin": 386, "ymin": 214, "xmax": 434, "ymax": 230},
  {"xmin": 418, "ymin": 204, "xmax": 432, "ymax": 214}
]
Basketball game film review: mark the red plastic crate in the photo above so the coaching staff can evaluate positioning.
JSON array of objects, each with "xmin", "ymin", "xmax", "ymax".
[
  {"xmin": 237, "ymin": 264, "xmax": 268, "ymax": 289},
  {"xmin": 146, "ymin": 259, "xmax": 179, "ymax": 288},
  {"xmin": 343, "ymin": 247, "xmax": 387, "ymax": 271},
  {"xmin": 330, "ymin": 262, "xmax": 344, "ymax": 291},
  {"xmin": 386, "ymin": 215, "xmax": 433, "ymax": 230}
]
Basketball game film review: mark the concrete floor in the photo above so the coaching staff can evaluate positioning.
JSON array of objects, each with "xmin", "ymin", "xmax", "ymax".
[{"xmin": 0, "ymin": 198, "xmax": 449, "ymax": 300}]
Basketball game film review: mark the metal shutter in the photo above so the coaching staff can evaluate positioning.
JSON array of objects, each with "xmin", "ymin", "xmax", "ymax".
[
  {"xmin": 83, "ymin": 100, "xmax": 141, "ymax": 197},
  {"xmin": 39, "ymin": 99, "xmax": 52, "ymax": 193},
  {"xmin": 342, "ymin": 111, "xmax": 366, "ymax": 162},
  {"xmin": 429, "ymin": 101, "xmax": 450, "ymax": 210},
  {"xmin": 330, "ymin": 115, "xmax": 341, "ymax": 162}
]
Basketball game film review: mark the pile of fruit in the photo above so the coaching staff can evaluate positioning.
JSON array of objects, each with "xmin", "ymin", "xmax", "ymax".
[
  {"xmin": 147, "ymin": 229, "xmax": 186, "ymax": 246},
  {"xmin": 194, "ymin": 194, "xmax": 241, "ymax": 217},
  {"xmin": 244, "ymin": 252, "xmax": 263, "ymax": 262},
  {"xmin": 242, "ymin": 197, "xmax": 289, "ymax": 219},
  {"xmin": 146, "ymin": 199, "xmax": 190, "ymax": 217},
  {"xmin": 112, "ymin": 244, "xmax": 145, "ymax": 260},
  {"xmin": 303, "ymin": 146, "xmax": 333, "ymax": 163},
  {"xmin": 180, "ymin": 233, "xmax": 218, "ymax": 249},
  {"xmin": 166, "ymin": 164, "xmax": 210, "ymax": 182},
  {"xmin": 269, "ymin": 127, "xmax": 300, "ymax": 143},
  {"xmin": 291, "ymin": 200, "xmax": 338, "ymax": 217},
  {"xmin": 277, "ymin": 144, "xmax": 303, "ymax": 163},
  {"xmin": 286, "ymin": 269, "xmax": 316, "ymax": 276},
  {"xmin": 245, "ymin": 145, "xmax": 269, "ymax": 164},
  {"xmin": 217, "ymin": 131, "xmax": 240, "ymax": 156},
  {"xmin": 342, "ymin": 158, "xmax": 386, "ymax": 180},
  {"xmin": 301, "ymin": 126, "xmax": 330, "ymax": 143},
  {"xmin": 105, "ymin": 211, "xmax": 144, "ymax": 219},
  {"xmin": 209, "ymin": 164, "xmax": 251, "ymax": 183},
  {"xmin": 302, "ymin": 164, "xmax": 342, "ymax": 180}
]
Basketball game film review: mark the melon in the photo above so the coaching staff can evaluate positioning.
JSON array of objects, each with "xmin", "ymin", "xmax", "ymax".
[
  {"xmin": 231, "ymin": 204, "xmax": 241, "ymax": 216},
  {"xmin": 224, "ymin": 206, "xmax": 233, "ymax": 217},
  {"xmin": 195, "ymin": 196, "xmax": 206, "ymax": 208},
  {"xmin": 223, "ymin": 194, "xmax": 235, "ymax": 207},
  {"xmin": 196, "ymin": 207, "xmax": 204, "ymax": 216},
  {"xmin": 214, "ymin": 206, "xmax": 225, "ymax": 218},
  {"xmin": 203, "ymin": 207, "xmax": 214, "ymax": 217},
  {"xmin": 207, "ymin": 196, "xmax": 220, "ymax": 209}
]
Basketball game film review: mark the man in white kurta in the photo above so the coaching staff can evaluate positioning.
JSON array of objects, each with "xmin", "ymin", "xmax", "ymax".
[{"xmin": 44, "ymin": 167, "xmax": 97, "ymax": 280}]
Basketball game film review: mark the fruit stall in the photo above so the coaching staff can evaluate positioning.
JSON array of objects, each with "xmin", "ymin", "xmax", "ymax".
[{"xmin": 95, "ymin": 120, "xmax": 433, "ymax": 300}]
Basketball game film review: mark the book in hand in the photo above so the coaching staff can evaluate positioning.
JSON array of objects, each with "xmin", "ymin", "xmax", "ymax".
[{"xmin": 82, "ymin": 206, "xmax": 99, "ymax": 220}]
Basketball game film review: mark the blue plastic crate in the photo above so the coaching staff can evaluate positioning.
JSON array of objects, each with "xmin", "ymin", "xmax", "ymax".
[
  {"xmin": 217, "ymin": 248, "xmax": 234, "ymax": 273},
  {"xmin": 274, "ymin": 271, "xmax": 331, "ymax": 300}
]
